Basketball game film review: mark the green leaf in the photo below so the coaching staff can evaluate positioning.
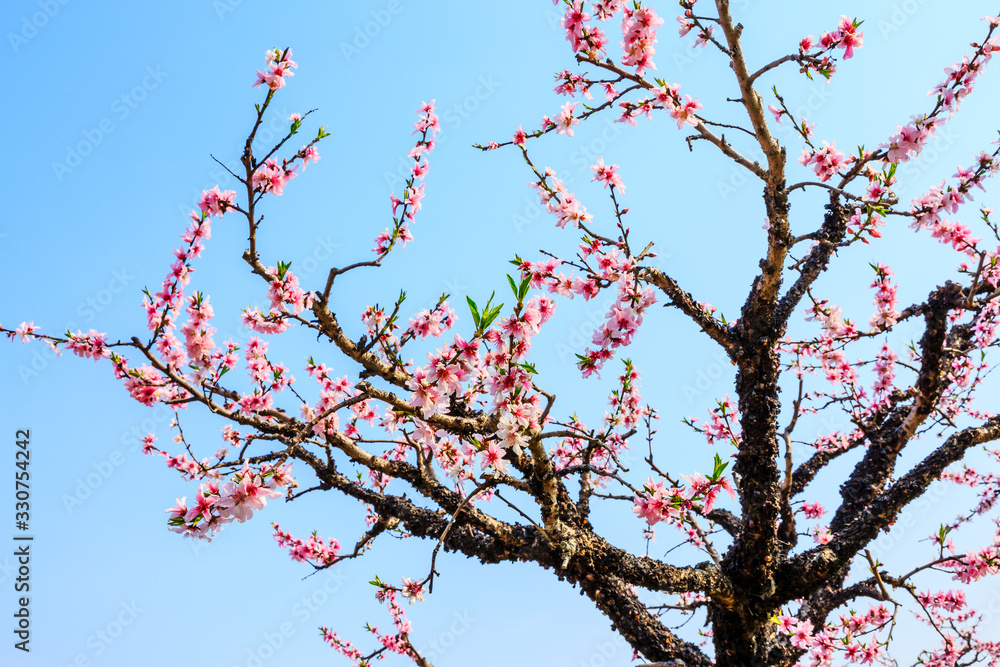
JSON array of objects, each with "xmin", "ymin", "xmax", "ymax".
[
  {"xmin": 507, "ymin": 274, "xmax": 519, "ymax": 297},
  {"xmin": 711, "ymin": 453, "xmax": 729, "ymax": 480},
  {"xmin": 518, "ymin": 274, "xmax": 531, "ymax": 301},
  {"xmin": 467, "ymin": 296, "xmax": 481, "ymax": 328},
  {"xmin": 482, "ymin": 303, "xmax": 504, "ymax": 329}
]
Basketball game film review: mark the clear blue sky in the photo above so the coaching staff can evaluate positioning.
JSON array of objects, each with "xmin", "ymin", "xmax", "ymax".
[{"xmin": 3, "ymin": 1, "xmax": 1000, "ymax": 665}]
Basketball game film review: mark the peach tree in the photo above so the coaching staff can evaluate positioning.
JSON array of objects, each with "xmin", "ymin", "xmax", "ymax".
[{"xmin": 7, "ymin": 2, "xmax": 1000, "ymax": 666}]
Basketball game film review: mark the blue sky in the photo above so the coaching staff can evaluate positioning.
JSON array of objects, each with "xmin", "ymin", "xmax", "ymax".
[{"xmin": 4, "ymin": 1, "xmax": 1000, "ymax": 665}]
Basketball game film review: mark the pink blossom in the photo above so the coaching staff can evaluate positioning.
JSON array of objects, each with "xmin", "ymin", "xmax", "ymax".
[
  {"xmin": 197, "ymin": 186, "xmax": 236, "ymax": 217},
  {"xmin": 801, "ymin": 502, "xmax": 826, "ymax": 519},
  {"xmin": 555, "ymin": 101, "xmax": 580, "ymax": 136},
  {"xmin": 400, "ymin": 577, "xmax": 425, "ymax": 604},
  {"xmin": 669, "ymin": 95, "xmax": 702, "ymax": 129},
  {"xmin": 799, "ymin": 140, "xmax": 853, "ymax": 182},
  {"xmin": 591, "ymin": 156, "xmax": 625, "ymax": 190},
  {"xmin": 620, "ymin": 5, "xmax": 664, "ymax": 75},
  {"xmin": 835, "ymin": 16, "xmax": 863, "ymax": 59},
  {"xmin": 252, "ymin": 159, "xmax": 297, "ymax": 196},
  {"xmin": 217, "ymin": 476, "xmax": 266, "ymax": 523},
  {"xmin": 65, "ymin": 329, "xmax": 109, "ymax": 361},
  {"xmin": 254, "ymin": 48, "xmax": 298, "ymax": 91},
  {"xmin": 14, "ymin": 321, "xmax": 37, "ymax": 343}
]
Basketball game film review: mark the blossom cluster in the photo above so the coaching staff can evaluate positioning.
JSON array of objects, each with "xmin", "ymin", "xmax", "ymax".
[
  {"xmin": 685, "ymin": 396, "xmax": 742, "ymax": 447},
  {"xmin": 632, "ymin": 471, "xmax": 736, "ymax": 546},
  {"xmin": 373, "ymin": 101, "xmax": 439, "ymax": 256},
  {"xmin": 579, "ymin": 271, "xmax": 657, "ymax": 377},
  {"xmin": 272, "ymin": 523, "xmax": 341, "ymax": 567},
  {"xmin": 11, "ymin": 16, "xmax": 1000, "ymax": 665},
  {"xmin": 528, "ymin": 165, "xmax": 593, "ymax": 229},
  {"xmin": 605, "ymin": 359, "xmax": 649, "ymax": 430},
  {"xmin": 558, "ymin": 1, "xmax": 665, "ymax": 77},
  {"xmin": 845, "ymin": 205, "xmax": 886, "ymax": 245},
  {"xmin": 796, "ymin": 16, "xmax": 864, "ymax": 79},
  {"xmin": 561, "ymin": 2, "xmax": 608, "ymax": 59},
  {"xmin": 908, "ymin": 156, "xmax": 999, "ymax": 258},
  {"xmin": 615, "ymin": 80, "xmax": 703, "ymax": 130},
  {"xmin": 165, "ymin": 462, "xmax": 296, "ymax": 541},
  {"xmin": 253, "ymin": 47, "xmax": 297, "ymax": 91},
  {"xmin": 299, "ymin": 360, "xmax": 354, "ymax": 436},
  {"xmin": 774, "ymin": 603, "xmax": 891, "ymax": 665},
  {"xmin": 798, "ymin": 140, "xmax": 854, "ymax": 183},
  {"xmin": 181, "ymin": 292, "xmax": 216, "ymax": 372},
  {"xmin": 620, "ymin": 5, "xmax": 664, "ymax": 75},
  {"xmin": 868, "ymin": 263, "xmax": 900, "ymax": 331},
  {"xmin": 321, "ymin": 581, "xmax": 425, "ymax": 666}
]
